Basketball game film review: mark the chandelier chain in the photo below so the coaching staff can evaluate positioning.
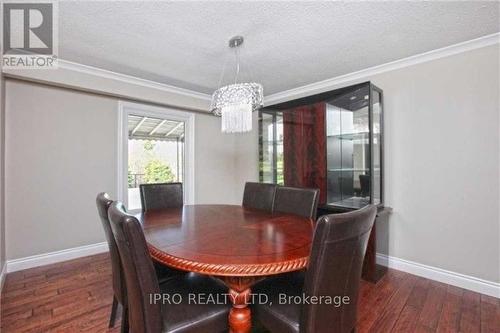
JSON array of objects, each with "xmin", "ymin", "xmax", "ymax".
[
  {"xmin": 216, "ymin": 52, "xmax": 230, "ymax": 89},
  {"xmin": 234, "ymin": 47, "xmax": 240, "ymax": 84}
]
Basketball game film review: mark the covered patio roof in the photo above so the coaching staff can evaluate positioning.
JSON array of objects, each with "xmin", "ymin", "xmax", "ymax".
[{"xmin": 128, "ymin": 115, "xmax": 184, "ymax": 141}]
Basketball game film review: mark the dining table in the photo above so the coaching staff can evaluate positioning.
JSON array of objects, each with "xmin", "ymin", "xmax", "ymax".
[{"xmin": 137, "ymin": 204, "xmax": 314, "ymax": 333}]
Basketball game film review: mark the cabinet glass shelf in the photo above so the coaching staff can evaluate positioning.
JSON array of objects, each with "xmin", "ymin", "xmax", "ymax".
[
  {"xmin": 328, "ymin": 168, "xmax": 370, "ymax": 172},
  {"xmin": 327, "ymin": 197, "xmax": 371, "ymax": 209},
  {"xmin": 262, "ymin": 140, "xmax": 284, "ymax": 144},
  {"xmin": 327, "ymin": 132, "xmax": 369, "ymax": 140}
]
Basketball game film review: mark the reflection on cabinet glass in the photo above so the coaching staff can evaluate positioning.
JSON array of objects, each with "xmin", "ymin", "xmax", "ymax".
[
  {"xmin": 371, "ymin": 88, "xmax": 383, "ymax": 206},
  {"xmin": 259, "ymin": 111, "xmax": 284, "ymax": 185},
  {"xmin": 259, "ymin": 82, "xmax": 384, "ymax": 210},
  {"xmin": 327, "ymin": 85, "xmax": 371, "ymax": 208}
]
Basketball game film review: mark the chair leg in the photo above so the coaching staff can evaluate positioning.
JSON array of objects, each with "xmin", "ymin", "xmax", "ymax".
[
  {"xmin": 109, "ymin": 296, "xmax": 119, "ymax": 328},
  {"xmin": 121, "ymin": 304, "xmax": 129, "ymax": 333}
]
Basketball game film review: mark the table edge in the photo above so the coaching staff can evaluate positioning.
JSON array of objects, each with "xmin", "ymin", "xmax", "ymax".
[{"xmin": 148, "ymin": 244, "xmax": 309, "ymax": 277}]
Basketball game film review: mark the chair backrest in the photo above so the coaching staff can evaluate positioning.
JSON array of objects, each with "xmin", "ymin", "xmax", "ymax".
[
  {"xmin": 301, "ymin": 205, "xmax": 377, "ymax": 333},
  {"xmin": 140, "ymin": 182, "xmax": 183, "ymax": 212},
  {"xmin": 273, "ymin": 186, "xmax": 320, "ymax": 220},
  {"xmin": 96, "ymin": 193, "xmax": 125, "ymax": 304},
  {"xmin": 242, "ymin": 182, "xmax": 277, "ymax": 212},
  {"xmin": 108, "ymin": 202, "xmax": 162, "ymax": 333}
]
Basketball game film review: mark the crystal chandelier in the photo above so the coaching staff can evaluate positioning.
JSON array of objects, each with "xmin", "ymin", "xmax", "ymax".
[{"xmin": 210, "ymin": 36, "xmax": 264, "ymax": 133}]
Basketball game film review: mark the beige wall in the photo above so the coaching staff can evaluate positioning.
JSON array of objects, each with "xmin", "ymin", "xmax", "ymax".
[
  {"xmin": 5, "ymin": 80, "xmax": 256, "ymax": 260},
  {"xmin": 371, "ymin": 45, "xmax": 499, "ymax": 283},
  {"xmin": 194, "ymin": 113, "xmax": 239, "ymax": 204},
  {"xmin": 234, "ymin": 113, "xmax": 260, "ymax": 192},
  {"xmin": 5, "ymin": 81, "xmax": 118, "ymax": 259},
  {"xmin": 194, "ymin": 113, "xmax": 259, "ymax": 204}
]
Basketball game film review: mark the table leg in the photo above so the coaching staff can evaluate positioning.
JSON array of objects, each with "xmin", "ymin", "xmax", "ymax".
[
  {"xmin": 228, "ymin": 287, "xmax": 251, "ymax": 333},
  {"xmin": 220, "ymin": 276, "xmax": 263, "ymax": 333}
]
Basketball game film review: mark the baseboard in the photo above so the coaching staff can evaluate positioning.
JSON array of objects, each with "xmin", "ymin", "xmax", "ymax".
[
  {"xmin": 3, "ymin": 244, "xmax": 498, "ymax": 298},
  {"xmin": 0, "ymin": 262, "xmax": 7, "ymax": 292},
  {"xmin": 376, "ymin": 253, "xmax": 500, "ymax": 299},
  {"xmin": 6, "ymin": 242, "xmax": 108, "ymax": 273}
]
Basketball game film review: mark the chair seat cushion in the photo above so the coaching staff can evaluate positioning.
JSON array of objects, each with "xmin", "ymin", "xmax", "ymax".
[
  {"xmin": 253, "ymin": 272, "xmax": 305, "ymax": 333},
  {"xmin": 160, "ymin": 273, "xmax": 230, "ymax": 333}
]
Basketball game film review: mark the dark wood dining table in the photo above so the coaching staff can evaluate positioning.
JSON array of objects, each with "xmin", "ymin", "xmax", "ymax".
[{"xmin": 137, "ymin": 204, "xmax": 314, "ymax": 333}]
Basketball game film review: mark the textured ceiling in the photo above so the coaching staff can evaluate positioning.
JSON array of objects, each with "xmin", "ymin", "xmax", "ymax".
[{"xmin": 59, "ymin": 1, "xmax": 499, "ymax": 95}]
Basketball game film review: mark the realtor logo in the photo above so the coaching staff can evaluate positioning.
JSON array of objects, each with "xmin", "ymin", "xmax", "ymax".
[{"xmin": 2, "ymin": 1, "xmax": 58, "ymax": 68}]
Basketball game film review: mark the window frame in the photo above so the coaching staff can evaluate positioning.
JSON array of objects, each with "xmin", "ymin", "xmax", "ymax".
[{"xmin": 117, "ymin": 101, "xmax": 195, "ymax": 208}]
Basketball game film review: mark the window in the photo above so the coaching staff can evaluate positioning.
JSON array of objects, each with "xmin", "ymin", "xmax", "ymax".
[
  {"xmin": 127, "ymin": 115, "xmax": 185, "ymax": 209},
  {"xmin": 118, "ymin": 102, "xmax": 194, "ymax": 209}
]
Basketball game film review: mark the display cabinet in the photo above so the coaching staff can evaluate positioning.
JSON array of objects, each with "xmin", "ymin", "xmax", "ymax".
[
  {"xmin": 259, "ymin": 82, "xmax": 388, "ymax": 282},
  {"xmin": 259, "ymin": 81, "xmax": 384, "ymax": 210}
]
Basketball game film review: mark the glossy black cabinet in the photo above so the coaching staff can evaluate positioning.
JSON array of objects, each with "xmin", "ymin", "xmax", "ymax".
[{"xmin": 259, "ymin": 81, "xmax": 384, "ymax": 210}]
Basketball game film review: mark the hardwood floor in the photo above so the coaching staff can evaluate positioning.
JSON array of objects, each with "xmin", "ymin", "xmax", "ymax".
[{"xmin": 1, "ymin": 253, "xmax": 498, "ymax": 332}]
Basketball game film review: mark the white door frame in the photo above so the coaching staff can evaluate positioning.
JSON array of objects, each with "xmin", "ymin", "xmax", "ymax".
[{"xmin": 117, "ymin": 101, "xmax": 195, "ymax": 207}]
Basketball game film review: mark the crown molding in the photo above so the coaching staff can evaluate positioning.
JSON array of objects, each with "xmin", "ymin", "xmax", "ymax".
[
  {"xmin": 2, "ymin": 58, "xmax": 212, "ymax": 112},
  {"xmin": 264, "ymin": 32, "xmax": 500, "ymax": 106},
  {"xmin": 3, "ymin": 33, "xmax": 498, "ymax": 110},
  {"xmin": 57, "ymin": 60, "xmax": 212, "ymax": 101}
]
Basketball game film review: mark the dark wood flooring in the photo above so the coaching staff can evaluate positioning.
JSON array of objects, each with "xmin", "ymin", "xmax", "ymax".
[{"xmin": 0, "ymin": 253, "xmax": 498, "ymax": 332}]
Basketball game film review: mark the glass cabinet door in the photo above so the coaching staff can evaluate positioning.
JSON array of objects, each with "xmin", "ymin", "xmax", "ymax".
[
  {"xmin": 371, "ymin": 87, "xmax": 383, "ymax": 205},
  {"xmin": 259, "ymin": 111, "xmax": 284, "ymax": 185},
  {"xmin": 326, "ymin": 85, "xmax": 371, "ymax": 209}
]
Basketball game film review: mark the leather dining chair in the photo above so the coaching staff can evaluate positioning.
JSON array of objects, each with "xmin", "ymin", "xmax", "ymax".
[
  {"xmin": 96, "ymin": 193, "xmax": 129, "ymax": 331},
  {"xmin": 140, "ymin": 182, "xmax": 183, "ymax": 212},
  {"xmin": 253, "ymin": 205, "xmax": 377, "ymax": 333},
  {"xmin": 242, "ymin": 182, "xmax": 277, "ymax": 212},
  {"xmin": 107, "ymin": 201, "xmax": 230, "ymax": 333},
  {"xmin": 96, "ymin": 193, "xmax": 184, "ymax": 332},
  {"xmin": 273, "ymin": 186, "xmax": 320, "ymax": 220}
]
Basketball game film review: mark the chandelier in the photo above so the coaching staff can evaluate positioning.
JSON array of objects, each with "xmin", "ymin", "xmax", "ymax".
[{"xmin": 210, "ymin": 36, "xmax": 264, "ymax": 133}]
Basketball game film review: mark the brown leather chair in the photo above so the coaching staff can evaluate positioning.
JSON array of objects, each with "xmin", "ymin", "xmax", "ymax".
[
  {"xmin": 273, "ymin": 186, "xmax": 320, "ymax": 220},
  {"xmin": 96, "ymin": 193, "xmax": 184, "ymax": 332},
  {"xmin": 107, "ymin": 201, "xmax": 230, "ymax": 333},
  {"xmin": 242, "ymin": 182, "xmax": 277, "ymax": 212},
  {"xmin": 253, "ymin": 205, "xmax": 377, "ymax": 333},
  {"xmin": 96, "ymin": 193, "xmax": 128, "ymax": 331},
  {"xmin": 140, "ymin": 182, "xmax": 183, "ymax": 212}
]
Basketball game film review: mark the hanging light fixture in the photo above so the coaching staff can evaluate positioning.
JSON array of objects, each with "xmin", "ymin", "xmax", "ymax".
[{"xmin": 210, "ymin": 36, "xmax": 264, "ymax": 133}]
